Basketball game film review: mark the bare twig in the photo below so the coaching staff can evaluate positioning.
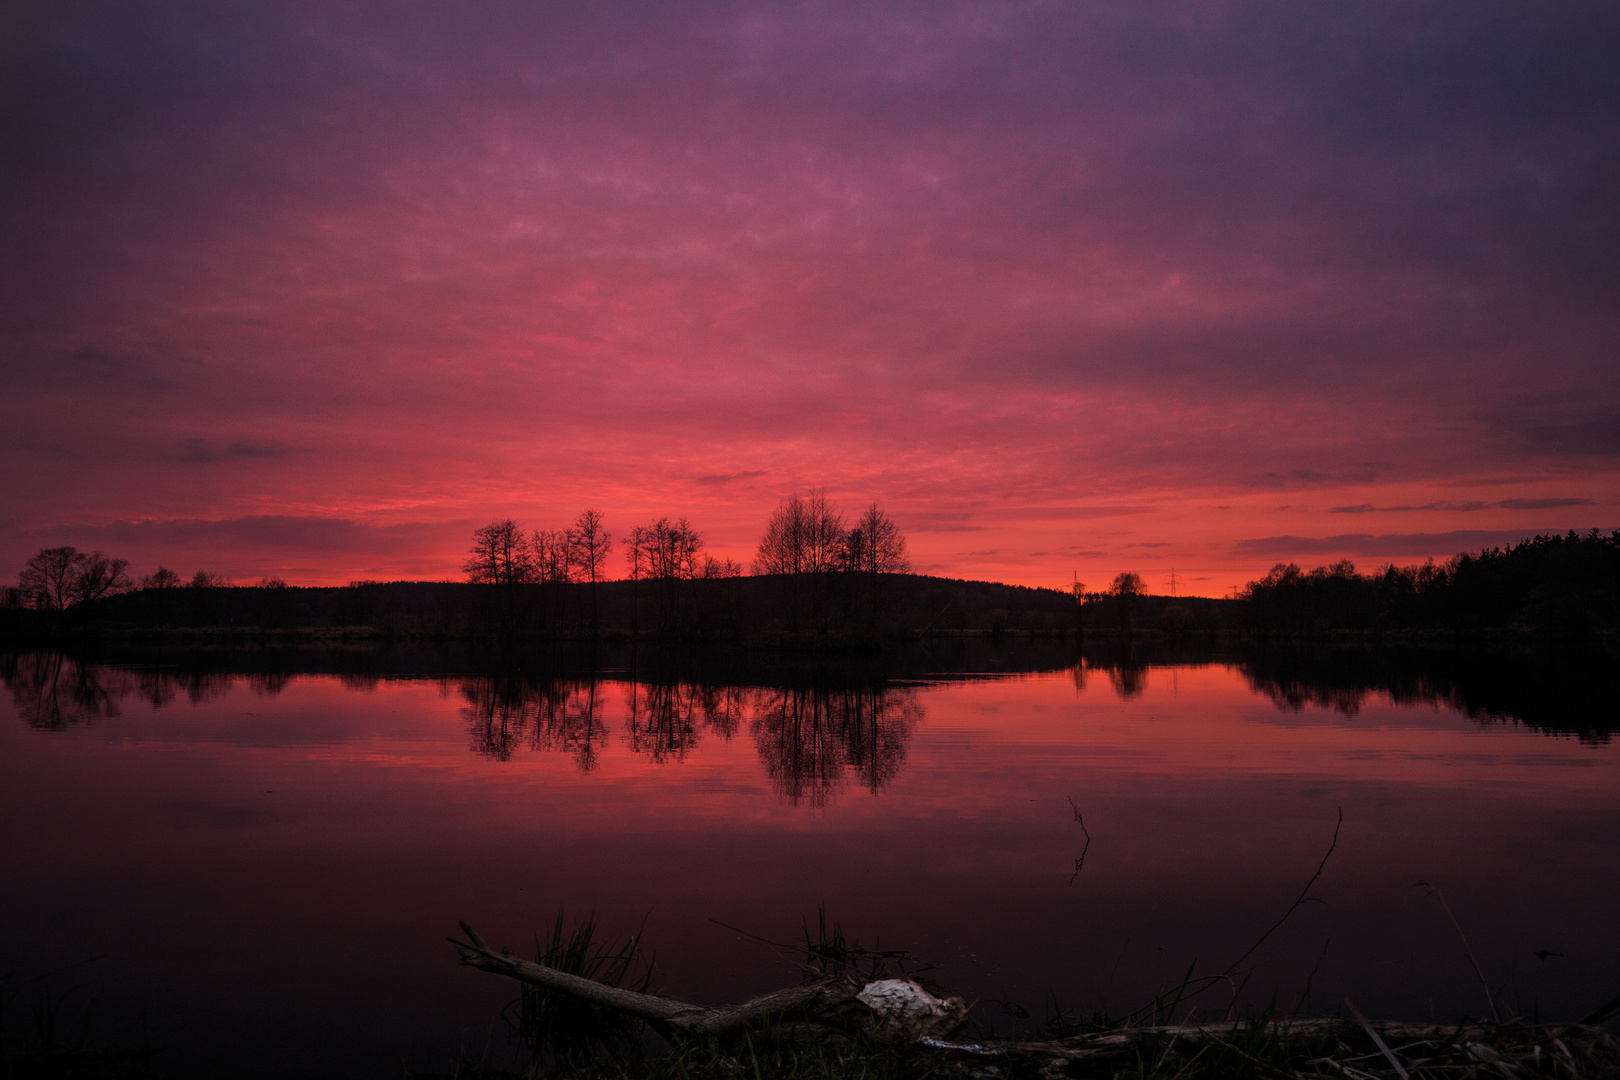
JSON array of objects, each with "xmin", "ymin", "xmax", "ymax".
[
  {"xmin": 1222, "ymin": 808, "xmax": 1341, "ymax": 979},
  {"xmin": 1120, "ymin": 809, "xmax": 1342, "ymax": 1026},
  {"xmin": 1414, "ymin": 884, "xmax": 1501, "ymax": 1025},
  {"xmin": 1068, "ymin": 797, "xmax": 1092, "ymax": 884}
]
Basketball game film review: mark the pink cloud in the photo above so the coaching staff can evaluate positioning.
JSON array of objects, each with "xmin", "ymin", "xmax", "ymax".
[{"xmin": 2, "ymin": 3, "xmax": 1616, "ymax": 590}]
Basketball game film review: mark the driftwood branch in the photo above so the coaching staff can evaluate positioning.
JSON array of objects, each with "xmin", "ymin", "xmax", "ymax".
[
  {"xmin": 927, "ymin": 1018, "xmax": 1586, "ymax": 1063},
  {"xmin": 449, "ymin": 920, "xmax": 1620, "ymax": 1078},
  {"xmin": 449, "ymin": 921, "xmax": 933, "ymax": 1039}
]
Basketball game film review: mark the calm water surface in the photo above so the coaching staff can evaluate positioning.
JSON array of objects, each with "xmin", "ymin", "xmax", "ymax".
[{"xmin": 2, "ymin": 646, "xmax": 1616, "ymax": 1077}]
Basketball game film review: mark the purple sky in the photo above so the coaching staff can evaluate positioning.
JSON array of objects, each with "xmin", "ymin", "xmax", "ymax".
[{"xmin": 3, "ymin": 2, "xmax": 1616, "ymax": 592}]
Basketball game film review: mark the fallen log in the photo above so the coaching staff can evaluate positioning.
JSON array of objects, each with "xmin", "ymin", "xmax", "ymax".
[
  {"xmin": 923, "ymin": 1019, "xmax": 1460, "ymax": 1060},
  {"xmin": 922, "ymin": 1017, "xmax": 1620, "ymax": 1078},
  {"xmin": 450, "ymin": 923, "xmax": 1620, "ymax": 1077},
  {"xmin": 448, "ymin": 921, "xmax": 967, "ymax": 1041}
]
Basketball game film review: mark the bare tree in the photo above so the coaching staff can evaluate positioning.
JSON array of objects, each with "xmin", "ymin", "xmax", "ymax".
[
  {"xmin": 18, "ymin": 547, "xmax": 86, "ymax": 610},
  {"xmin": 646, "ymin": 518, "xmax": 702, "ymax": 580},
  {"xmin": 701, "ymin": 556, "xmax": 743, "ymax": 579},
  {"xmin": 633, "ymin": 517, "xmax": 706, "ymax": 634},
  {"xmin": 755, "ymin": 491, "xmax": 851, "ymax": 630},
  {"xmin": 142, "ymin": 565, "xmax": 182, "ymax": 589},
  {"xmin": 754, "ymin": 491, "xmax": 845, "ymax": 576},
  {"xmin": 531, "ymin": 529, "xmax": 574, "ymax": 585},
  {"xmin": 71, "ymin": 551, "xmax": 132, "ymax": 605},
  {"xmin": 190, "ymin": 570, "xmax": 231, "ymax": 588},
  {"xmin": 464, "ymin": 520, "xmax": 532, "ymax": 585},
  {"xmin": 802, "ymin": 490, "xmax": 845, "ymax": 574},
  {"xmin": 841, "ymin": 504, "xmax": 909, "ymax": 627},
  {"xmin": 568, "ymin": 508, "xmax": 612, "ymax": 635},
  {"xmin": 16, "ymin": 547, "xmax": 131, "ymax": 610},
  {"xmin": 624, "ymin": 524, "xmax": 650, "ymax": 637},
  {"xmin": 842, "ymin": 503, "xmax": 909, "ymax": 576},
  {"xmin": 529, "ymin": 528, "xmax": 576, "ymax": 636},
  {"xmin": 568, "ymin": 509, "xmax": 612, "ymax": 585}
]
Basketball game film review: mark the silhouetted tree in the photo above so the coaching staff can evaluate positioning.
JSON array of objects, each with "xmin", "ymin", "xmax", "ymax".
[
  {"xmin": 632, "ymin": 517, "xmax": 706, "ymax": 635},
  {"xmin": 189, "ymin": 569, "xmax": 230, "ymax": 588},
  {"xmin": 646, "ymin": 517, "xmax": 702, "ymax": 580},
  {"xmin": 72, "ymin": 552, "xmax": 132, "ymax": 605},
  {"xmin": 701, "ymin": 555, "xmax": 743, "ymax": 578},
  {"xmin": 755, "ymin": 491, "xmax": 846, "ymax": 629},
  {"xmin": 531, "ymin": 529, "xmax": 573, "ymax": 585},
  {"xmin": 841, "ymin": 503, "xmax": 910, "ymax": 626},
  {"xmin": 568, "ymin": 508, "xmax": 612, "ymax": 634},
  {"xmin": 17, "ymin": 547, "xmax": 132, "ymax": 610},
  {"xmin": 755, "ymin": 491, "xmax": 844, "ymax": 575},
  {"xmin": 842, "ymin": 503, "xmax": 909, "ymax": 576},
  {"xmin": 624, "ymin": 524, "xmax": 650, "ymax": 637},
  {"xmin": 465, "ymin": 520, "xmax": 532, "ymax": 585},
  {"xmin": 528, "ymin": 528, "xmax": 576, "ymax": 635},
  {"xmin": 568, "ymin": 509, "xmax": 612, "ymax": 584},
  {"xmin": 1110, "ymin": 571, "xmax": 1143, "ymax": 631},
  {"xmin": 19, "ymin": 548, "xmax": 81, "ymax": 610},
  {"xmin": 142, "ymin": 565, "xmax": 182, "ymax": 589}
]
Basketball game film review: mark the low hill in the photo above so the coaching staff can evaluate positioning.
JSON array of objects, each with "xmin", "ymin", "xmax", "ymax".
[{"xmin": 3, "ymin": 573, "xmax": 1237, "ymax": 642}]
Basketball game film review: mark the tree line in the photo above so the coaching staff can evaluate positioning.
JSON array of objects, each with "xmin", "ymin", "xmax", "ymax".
[
  {"xmin": 12, "ymin": 517, "xmax": 1614, "ymax": 641},
  {"xmin": 3, "ymin": 545, "xmax": 265, "ymax": 612},
  {"xmin": 1238, "ymin": 530, "xmax": 1620, "ymax": 637}
]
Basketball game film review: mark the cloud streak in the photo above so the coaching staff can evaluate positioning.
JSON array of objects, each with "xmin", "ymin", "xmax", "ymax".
[{"xmin": 1330, "ymin": 498, "xmax": 1595, "ymax": 514}]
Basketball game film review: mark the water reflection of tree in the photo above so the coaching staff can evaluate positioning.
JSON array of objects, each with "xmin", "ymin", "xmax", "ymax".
[
  {"xmin": 2, "ymin": 652, "xmax": 133, "ymax": 730},
  {"xmin": 1107, "ymin": 664, "xmax": 1147, "ymax": 699},
  {"xmin": 540, "ymin": 678, "xmax": 609, "ymax": 772},
  {"xmin": 623, "ymin": 682, "xmax": 702, "ymax": 763},
  {"xmin": 696, "ymin": 684, "xmax": 748, "ymax": 740},
  {"xmin": 750, "ymin": 685, "xmax": 923, "ymax": 808},
  {"xmin": 134, "ymin": 669, "xmax": 233, "ymax": 710},
  {"xmin": 460, "ymin": 674, "xmax": 609, "ymax": 770},
  {"xmin": 249, "ymin": 672, "xmax": 294, "ymax": 698},
  {"xmin": 1238, "ymin": 649, "xmax": 1619, "ymax": 745},
  {"xmin": 1078, "ymin": 645, "xmax": 1149, "ymax": 700}
]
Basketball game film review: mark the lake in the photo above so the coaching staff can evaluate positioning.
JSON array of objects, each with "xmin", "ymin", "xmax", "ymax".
[{"xmin": 2, "ymin": 642, "xmax": 1616, "ymax": 1077}]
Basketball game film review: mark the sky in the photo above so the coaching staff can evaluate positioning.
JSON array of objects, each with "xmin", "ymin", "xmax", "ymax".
[{"xmin": 2, "ymin": 2, "xmax": 1617, "ymax": 594}]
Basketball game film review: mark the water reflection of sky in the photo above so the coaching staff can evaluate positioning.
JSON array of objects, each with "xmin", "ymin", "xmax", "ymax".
[{"xmin": 1, "ymin": 651, "xmax": 1617, "ymax": 1079}]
